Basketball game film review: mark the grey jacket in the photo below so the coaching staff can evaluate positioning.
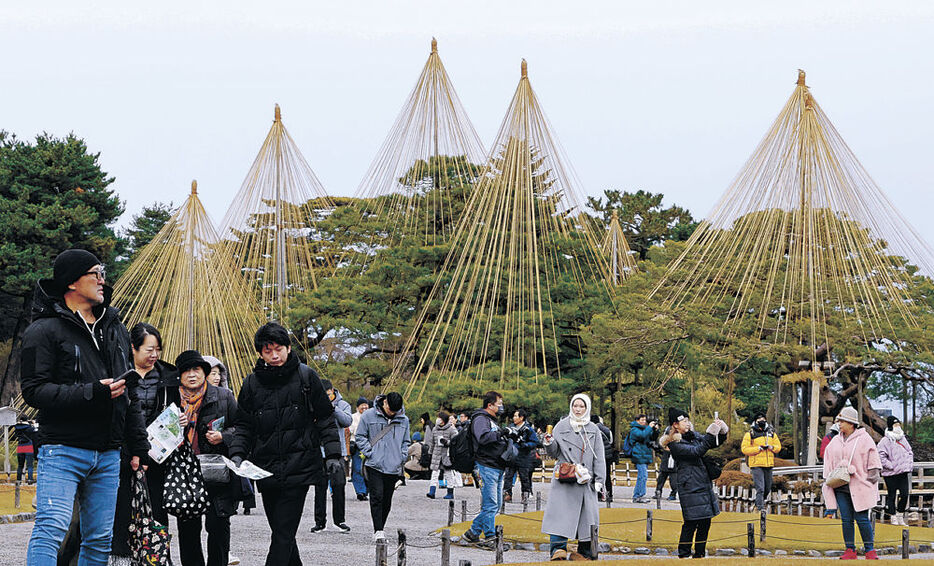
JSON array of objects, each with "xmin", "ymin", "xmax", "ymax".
[
  {"xmin": 429, "ymin": 421, "xmax": 457, "ymax": 470},
  {"xmin": 541, "ymin": 418, "xmax": 606, "ymax": 541},
  {"xmin": 355, "ymin": 395, "xmax": 410, "ymax": 475},
  {"xmin": 331, "ymin": 390, "xmax": 353, "ymax": 457}
]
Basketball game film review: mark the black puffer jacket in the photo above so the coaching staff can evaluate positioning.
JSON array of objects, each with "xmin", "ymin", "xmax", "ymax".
[
  {"xmin": 661, "ymin": 429, "xmax": 725, "ymax": 521},
  {"xmin": 20, "ymin": 280, "xmax": 147, "ymax": 456},
  {"xmin": 229, "ymin": 353, "xmax": 339, "ymax": 489},
  {"xmin": 134, "ymin": 360, "xmax": 180, "ymax": 426}
]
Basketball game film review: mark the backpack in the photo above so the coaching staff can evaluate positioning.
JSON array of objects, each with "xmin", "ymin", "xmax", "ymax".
[
  {"xmin": 449, "ymin": 419, "xmax": 476, "ymax": 474},
  {"xmin": 620, "ymin": 430, "xmax": 634, "ymax": 458},
  {"xmin": 419, "ymin": 442, "xmax": 432, "ymax": 468}
]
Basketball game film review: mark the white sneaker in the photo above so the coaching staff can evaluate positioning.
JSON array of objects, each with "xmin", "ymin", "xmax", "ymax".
[
  {"xmin": 890, "ymin": 516, "xmax": 900, "ymax": 525},
  {"xmin": 228, "ymin": 555, "xmax": 241, "ymax": 565},
  {"xmin": 374, "ymin": 530, "xmax": 386, "ymax": 543}
]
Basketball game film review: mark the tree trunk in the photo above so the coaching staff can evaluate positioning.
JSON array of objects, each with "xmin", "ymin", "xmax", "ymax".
[
  {"xmin": 817, "ymin": 369, "xmax": 886, "ymax": 441},
  {"xmin": 0, "ymin": 294, "xmax": 30, "ymax": 406}
]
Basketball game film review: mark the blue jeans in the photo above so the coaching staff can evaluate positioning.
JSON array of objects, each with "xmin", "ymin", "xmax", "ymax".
[
  {"xmin": 550, "ymin": 534, "xmax": 593, "ymax": 558},
  {"xmin": 351, "ymin": 450, "xmax": 367, "ymax": 495},
  {"xmin": 835, "ymin": 490, "xmax": 874, "ymax": 551},
  {"xmin": 469, "ymin": 464, "xmax": 504, "ymax": 538},
  {"xmin": 27, "ymin": 445, "xmax": 121, "ymax": 566},
  {"xmin": 633, "ymin": 463, "xmax": 648, "ymax": 499}
]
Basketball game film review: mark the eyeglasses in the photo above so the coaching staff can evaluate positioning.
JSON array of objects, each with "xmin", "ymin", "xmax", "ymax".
[{"xmin": 82, "ymin": 268, "xmax": 106, "ymax": 282}]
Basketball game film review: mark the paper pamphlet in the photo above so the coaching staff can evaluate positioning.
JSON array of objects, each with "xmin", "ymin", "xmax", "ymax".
[
  {"xmin": 147, "ymin": 403, "xmax": 183, "ymax": 464},
  {"xmin": 221, "ymin": 456, "xmax": 273, "ymax": 480}
]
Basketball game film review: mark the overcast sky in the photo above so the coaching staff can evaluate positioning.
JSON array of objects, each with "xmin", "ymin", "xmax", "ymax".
[{"xmin": 3, "ymin": 1, "xmax": 934, "ymax": 254}]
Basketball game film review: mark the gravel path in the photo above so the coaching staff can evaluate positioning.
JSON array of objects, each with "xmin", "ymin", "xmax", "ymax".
[{"xmin": 3, "ymin": 479, "xmax": 931, "ymax": 564}]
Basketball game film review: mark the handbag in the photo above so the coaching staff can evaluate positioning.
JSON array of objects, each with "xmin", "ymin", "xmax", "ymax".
[
  {"xmin": 128, "ymin": 470, "xmax": 170, "ymax": 565},
  {"xmin": 197, "ymin": 453, "xmax": 231, "ymax": 486},
  {"xmin": 824, "ymin": 437, "xmax": 860, "ymax": 489},
  {"xmin": 163, "ymin": 440, "xmax": 209, "ymax": 520},
  {"xmin": 556, "ymin": 435, "xmax": 587, "ymax": 484}
]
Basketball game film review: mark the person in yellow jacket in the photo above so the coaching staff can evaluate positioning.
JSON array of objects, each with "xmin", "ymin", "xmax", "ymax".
[{"xmin": 741, "ymin": 413, "xmax": 782, "ymax": 512}]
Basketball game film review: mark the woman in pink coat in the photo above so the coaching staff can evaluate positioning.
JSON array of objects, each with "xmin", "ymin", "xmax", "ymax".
[{"xmin": 822, "ymin": 407, "xmax": 882, "ymax": 560}]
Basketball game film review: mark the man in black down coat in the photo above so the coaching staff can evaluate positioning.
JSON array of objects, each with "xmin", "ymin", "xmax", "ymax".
[
  {"xmin": 20, "ymin": 249, "xmax": 147, "ymax": 565},
  {"xmin": 228, "ymin": 322, "xmax": 340, "ymax": 566},
  {"xmin": 660, "ymin": 407, "xmax": 728, "ymax": 559}
]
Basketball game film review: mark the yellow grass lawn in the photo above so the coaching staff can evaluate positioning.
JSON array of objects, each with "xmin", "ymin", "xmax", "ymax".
[
  {"xmin": 443, "ymin": 507, "xmax": 933, "ymax": 553},
  {"xmin": 0, "ymin": 483, "xmax": 35, "ymax": 516},
  {"xmin": 501, "ymin": 559, "xmax": 917, "ymax": 566}
]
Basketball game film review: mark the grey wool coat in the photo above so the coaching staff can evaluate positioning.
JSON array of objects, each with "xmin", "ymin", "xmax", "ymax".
[
  {"xmin": 541, "ymin": 418, "xmax": 606, "ymax": 541},
  {"xmin": 429, "ymin": 421, "xmax": 457, "ymax": 470}
]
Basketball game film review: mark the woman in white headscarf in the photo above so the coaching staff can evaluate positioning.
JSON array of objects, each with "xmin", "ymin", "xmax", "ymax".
[{"xmin": 540, "ymin": 393, "xmax": 606, "ymax": 561}]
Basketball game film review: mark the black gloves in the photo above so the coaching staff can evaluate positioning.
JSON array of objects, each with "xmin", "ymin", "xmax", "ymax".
[{"xmin": 439, "ymin": 437, "xmax": 450, "ymax": 447}]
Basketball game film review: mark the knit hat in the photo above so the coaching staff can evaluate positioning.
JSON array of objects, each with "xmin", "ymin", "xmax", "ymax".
[
  {"xmin": 835, "ymin": 406, "xmax": 860, "ymax": 425},
  {"xmin": 886, "ymin": 415, "xmax": 901, "ymax": 430},
  {"xmin": 356, "ymin": 396, "xmax": 369, "ymax": 408},
  {"xmin": 753, "ymin": 412, "xmax": 766, "ymax": 422},
  {"xmin": 668, "ymin": 407, "xmax": 689, "ymax": 426},
  {"xmin": 52, "ymin": 249, "xmax": 102, "ymax": 295},
  {"xmin": 174, "ymin": 350, "xmax": 212, "ymax": 376}
]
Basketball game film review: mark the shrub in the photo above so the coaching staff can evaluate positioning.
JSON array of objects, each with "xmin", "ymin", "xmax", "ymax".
[{"xmin": 715, "ymin": 470, "xmax": 753, "ymax": 489}]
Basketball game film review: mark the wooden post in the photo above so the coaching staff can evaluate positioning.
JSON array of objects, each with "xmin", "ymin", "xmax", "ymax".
[
  {"xmin": 902, "ymin": 529, "xmax": 910, "ymax": 559},
  {"xmin": 523, "ymin": 497, "xmax": 529, "ymax": 513},
  {"xmin": 448, "ymin": 500, "xmax": 455, "ymax": 526},
  {"xmin": 15, "ymin": 480, "xmax": 21, "ymax": 509},
  {"xmin": 458, "ymin": 561, "xmax": 471, "ymax": 566},
  {"xmin": 536, "ymin": 491, "xmax": 542, "ymax": 511},
  {"xmin": 806, "ymin": 372, "xmax": 821, "ymax": 466},
  {"xmin": 462, "ymin": 500, "xmax": 468, "ymax": 522},
  {"xmin": 495, "ymin": 525, "xmax": 504, "ymax": 564},
  {"xmin": 656, "ymin": 490, "xmax": 661, "ymax": 509},
  {"xmin": 441, "ymin": 529, "xmax": 451, "ymax": 566},
  {"xmin": 760, "ymin": 510, "xmax": 766, "ymax": 542},
  {"xmin": 591, "ymin": 525, "xmax": 599, "ymax": 560},
  {"xmin": 376, "ymin": 539, "xmax": 387, "ymax": 566},
  {"xmin": 397, "ymin": 530, "xmax": 406, "ymax": 566},
  {"xmin": 2, "ymin": 426, "xmax": 9, "ymax": 480},
  {"xmin": 646, "ymin": 509, "xmax": 653, "ymax": 541},
  {"xmin": 747, "ymin": 523, "xmax": 756, "ymax": 557}
]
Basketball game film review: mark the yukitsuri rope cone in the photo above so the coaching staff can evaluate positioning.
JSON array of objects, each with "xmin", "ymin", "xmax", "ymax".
[
  {"xmin": 651, "ymin": 70, "xmax": 934, "ymax": 356},
  {"xmin": 113, "ymin": 181, "xmax": 265, "ymax": 391},
  {"xmin": 217, "ymin": 104, "xmax": 335, "ymax": 320},
  {"xmin": 603, "ymin": 210, "xmax": 637, "ymax": 284},
  {"xmin": 388, "ymin": 59, "xmax": 612, "ymax": 400},
  {"xmin": 343, "ymin": 38, "xmax": 486, "ymax": 271}
]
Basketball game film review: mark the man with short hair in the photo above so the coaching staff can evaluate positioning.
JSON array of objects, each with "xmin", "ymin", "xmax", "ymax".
[
  {"xmin": 355, "ymin": 392, "xmax": 410, "ymax": 543},
  {"xmin": 461, "ymin": 391, "xmax": 514, "ymax": 546},
  {"xmin": 229, "ymin": 322, "xmax": 341, "ymax": 566},
  {"xmin": 349, "ymin": 397, "xmax": 370, "ymax": 500},
  {"xmin": 311, "ymin": 379, "xmax": 353, "ymax": 533},
  {"xmin": 21, "ymin": 249, "xmax": 147, "ymax": 566},
  {"xmin": 503, "ymin": 408, "xmax": 539, "ymax": 505}
]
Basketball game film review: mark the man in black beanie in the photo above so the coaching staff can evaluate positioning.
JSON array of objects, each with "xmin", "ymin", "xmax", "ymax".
[{"xmin": 21, "ymin": 249, "xmax": 147, "ymax": 565}]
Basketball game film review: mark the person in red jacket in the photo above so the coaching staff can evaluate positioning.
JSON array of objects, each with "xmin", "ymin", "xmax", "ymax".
[{"xmin": 819, "ymin": 422, "xmax": 839, "ymax": 460}]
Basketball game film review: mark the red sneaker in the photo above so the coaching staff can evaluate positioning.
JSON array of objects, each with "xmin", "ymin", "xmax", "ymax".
[
  {"xmin": 840, "ymin": 548, "xmax": 858, "ymax": 560},
  {"xmin": 864, "ymin": 550, "xmax": 878, "ymax": 560}
]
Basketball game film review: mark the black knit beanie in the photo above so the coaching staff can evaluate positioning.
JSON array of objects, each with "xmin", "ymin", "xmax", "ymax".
[
  {"xmin": 668, "ymin": 407, "xmax": 688, "ymax": 426},
  {"xmin": 886, "ymin": 415, "xmax": 900, "ymax": 430},
  {"xmin": 53, "ymin": 249, "xmax": 101, "ymax": 295}
]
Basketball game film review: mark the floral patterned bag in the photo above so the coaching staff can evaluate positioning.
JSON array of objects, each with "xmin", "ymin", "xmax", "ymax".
[{"xmin": 128, "ymin": 470, "xmax": 171, "ymax": 565}]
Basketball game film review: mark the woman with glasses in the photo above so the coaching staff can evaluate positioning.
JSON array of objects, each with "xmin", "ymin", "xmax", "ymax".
[{"xmin": 110, "ymin": 322, "xmax": 180, "ymax": 564}]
